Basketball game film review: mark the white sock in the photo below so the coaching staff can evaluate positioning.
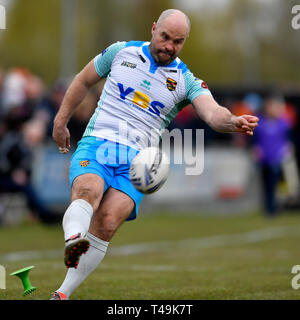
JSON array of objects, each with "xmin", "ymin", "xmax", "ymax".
[
  {"xmin": 57, "ymin": 232, "xmax": 109, "ymax": 298},
  {"xmin": 63, "ymin": 199, "xmax": 93, "ymax": 241}
]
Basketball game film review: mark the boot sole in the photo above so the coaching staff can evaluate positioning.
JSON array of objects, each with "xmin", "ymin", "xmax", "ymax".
[{"xmin": 64, "ymin": 239, "xmax": 90, "ymax": 268}]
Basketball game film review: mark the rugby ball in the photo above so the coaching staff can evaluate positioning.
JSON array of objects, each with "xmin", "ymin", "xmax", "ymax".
[{"xmin": 129, "ymin": 147, "xmax": 170, "ymax": 194}]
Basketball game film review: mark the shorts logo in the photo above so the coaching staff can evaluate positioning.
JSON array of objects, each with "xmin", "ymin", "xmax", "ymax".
[
  {"xmin": 80, "ymin": 160, "xmax": 90, "ymax": 167},
  {"xmin": 166, "ymin": 77, "xmax": 177, "ymax": 91}
]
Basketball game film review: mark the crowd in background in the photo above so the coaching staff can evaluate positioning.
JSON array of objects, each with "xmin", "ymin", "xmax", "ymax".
[
  {"xmin": 171, "ymin": 88, "xmax": 300, "ymax": 217},
  {"xmin": 0, "ymin": 66, "xmax": 299, "ymax": 224},
  {"xmin": 0, "ymin": 67, "xmax": 100, "ymax": 223}
]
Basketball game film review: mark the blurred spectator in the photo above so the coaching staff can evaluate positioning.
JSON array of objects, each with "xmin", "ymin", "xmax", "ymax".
[
  {"xmin": 1, "ymin": 68, "xmax": 47, "ymax": 134},
  {"xmin": 0, "ymin": 67, "xmax": 6, "ymax": 138},
  {"xmin": 243, "ymin": 93, "xmax": 263, "ymax": 114},
  {"xmin": 1, "ymin": 68, "xmax": 29, "ymax": 114},
  {"xmin": 36, "ymin": 80, "xmax": 68, "ymax": 138},
  {"xmin": 253, "ymin": 94, "xmax": 292, "ymax": 217},
  {"xmin": 68, "ymin": 88, "xmax": 99, "ymax": 147},
  {"xmin": 0, "ymin": 118, "xmax": 60, "ymax": 224},
  {"xmin": 231, "ymin": 93, "xmax": 262, "ymax": 148},
  {"xmin": 24, "ymin": 74, "xmax": 46, "ymax": 119},
  {"xmin": 280, "ymin": 100, "xmax": 300, "ymax": 206},
  {"xmin": 0, "ymin": 67, "xmax": 4, "ymax": 102}
]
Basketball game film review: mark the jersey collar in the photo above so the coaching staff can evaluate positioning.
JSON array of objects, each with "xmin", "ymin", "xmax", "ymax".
[{"xmin": 142, "ymin": 44, "xmax": 178, "ymax": 74}]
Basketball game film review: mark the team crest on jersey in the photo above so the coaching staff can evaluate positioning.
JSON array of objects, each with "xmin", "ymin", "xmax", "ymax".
[
  {"xmin": 80, "ymin": 160, "xmax": 90, "ymax": 167},
  {"xmin": 166, "ymin": 77, "xmax": 177, "ymax": 91}
]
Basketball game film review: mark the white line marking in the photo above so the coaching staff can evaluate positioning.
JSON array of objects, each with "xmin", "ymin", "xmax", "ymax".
[
  {"xmin": 0, "ymin": 225, "xmax": 299, "ymax": 262},
  {"xmin": 36, "ymin": 260, "xmax": 218, "ymax": 273},
  {"xmin": 109, "ymin": 225, "xmax": 300, "ymax": 255}
]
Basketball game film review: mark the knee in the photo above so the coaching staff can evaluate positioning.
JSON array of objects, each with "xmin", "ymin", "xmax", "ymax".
[
  {"xmin": 74, "ymin": 186, "xmax": 93, "ymax": 199},
  {"xmin": 72, "ymin": 186, "xmax": 100, "ymax": 212}
]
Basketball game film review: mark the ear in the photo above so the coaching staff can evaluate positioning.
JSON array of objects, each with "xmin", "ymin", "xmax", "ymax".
[{"xmin": 151, "ymin": 22, "xmax": 156, "ymax": 36}]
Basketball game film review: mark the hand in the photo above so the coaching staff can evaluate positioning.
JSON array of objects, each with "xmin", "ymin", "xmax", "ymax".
[
  {"xmin": 232, "ymin": 115, "xmax": 259, "ymax": 136},
  {"xmin": 52, "ymin": 122, "xmax": 71, "ymax": 154}
]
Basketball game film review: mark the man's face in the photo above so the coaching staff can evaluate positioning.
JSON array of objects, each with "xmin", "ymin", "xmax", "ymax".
[{"xmin": 149, "ymin": 18, "xmax": 188, "ymax": 65}]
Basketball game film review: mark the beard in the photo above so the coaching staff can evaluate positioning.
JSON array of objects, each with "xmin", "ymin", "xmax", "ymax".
[
  {"xmin": 149, "ymin": 43, "xmax": 176, "ymax": 65},
  {"xmin": 156, "ymin": 50, "xmax": 176, "ymax": 65}
]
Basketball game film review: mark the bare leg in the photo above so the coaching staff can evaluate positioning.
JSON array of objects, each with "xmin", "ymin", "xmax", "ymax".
[{"xmin": 89, "ymin": 187, "xmax": 135, "ymax": 241}]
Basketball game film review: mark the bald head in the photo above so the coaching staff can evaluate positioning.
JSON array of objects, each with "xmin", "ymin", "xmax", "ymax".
[
  {"xmin": 149, "ymin": 9, "xmax": 190, "ymax": 65},
  {"xmin": 156, "ymin": 9, "xmax": 191, "ymax": 35}
]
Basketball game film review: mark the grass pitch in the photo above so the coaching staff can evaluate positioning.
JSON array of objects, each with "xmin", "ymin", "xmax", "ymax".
[{"xmin": 1, "ymin": 210, "xmax": 300, "ymax": 300}]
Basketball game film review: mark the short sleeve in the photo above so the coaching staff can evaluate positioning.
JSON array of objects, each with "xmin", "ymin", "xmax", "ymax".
[
  {"xmin": 183, "ymin": 70, "xmax": 212, "ymax": 103},
  {"xmin": 94, "ymin": 42, "xmax": 126, "ymax": 78}
]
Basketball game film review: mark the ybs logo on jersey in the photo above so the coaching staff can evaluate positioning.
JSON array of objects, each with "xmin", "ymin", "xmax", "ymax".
[{"xmin": 117, "ymin": 83, "xmax": 165, "ymax": 116}]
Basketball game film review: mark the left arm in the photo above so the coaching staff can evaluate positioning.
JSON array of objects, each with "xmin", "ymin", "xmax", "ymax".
[{"xmin": 192, "ymin": 94, "xmax": 259, "ymax": 136}]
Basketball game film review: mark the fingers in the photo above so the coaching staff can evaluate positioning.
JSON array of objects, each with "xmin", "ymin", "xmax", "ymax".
[
  {"xmin": 59, "ymin": 147, "xmax": 69, "ymax": 154},
  {"xmin": 66, "ymin": 136, "xmax": 71, "ymax": 149},
  {"xmin": 58, "ymin": 137, "xmax": 70, "ymax": 154},
  {"xmin": 241, "ymin": 122, "xmax": 258, "ymax": 131},
  {"xmin": 53, "ymin": 125, "xmax": 71, "ymax": 154},
  {"xmin": 55, "ymin": 136, "xmax": 70, "ymax": 154},
  {"xmin": 236, "ymin": 127, "xmax": 254, "ymax": 135},
  {"xmin": 56, "ymin": 138, "xmax": 70, "ymax": 154},
  {"xmin": 242, "ymin": 115, "xmax": 260, "ymax": 123},
  {"xmin": 237, "ymin": 115, "xmax": 259, "ymax": 135}
]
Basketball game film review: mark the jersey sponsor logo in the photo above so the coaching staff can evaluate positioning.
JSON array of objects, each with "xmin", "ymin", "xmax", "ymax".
[
  {"xmin": 165, "ymin": 69, "xmax": 178, "ymax": 73},
  {"xmin": 80, "ymin": 160, "xmax": 90, "ymax": 167},
  {"xmin": 117, "ymin": 82, "xmax": 165, "ymax": 116},
  {"xmin": 166, "ymin": 77, "xmax": 177, "ymax": 91},
  {"xmin": 121, "ymin": 61, "xmax": 137, "ymax": 69}
]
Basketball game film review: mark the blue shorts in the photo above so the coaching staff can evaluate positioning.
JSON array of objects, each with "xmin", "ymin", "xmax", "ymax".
[{"xmin": 69, "ymin": 136, "xmax": 144, "ymax": 221}]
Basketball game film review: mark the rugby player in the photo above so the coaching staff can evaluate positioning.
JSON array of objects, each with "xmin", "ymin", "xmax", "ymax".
[{"xmin": 51, "ymin": 9, "xmax": 259, "ymax": 299}]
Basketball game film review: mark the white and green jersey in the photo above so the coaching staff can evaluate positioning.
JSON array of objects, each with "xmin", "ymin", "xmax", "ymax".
[{"xmin": 83, "ymin": 41, "xmax": 212, "ymax": 150}]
